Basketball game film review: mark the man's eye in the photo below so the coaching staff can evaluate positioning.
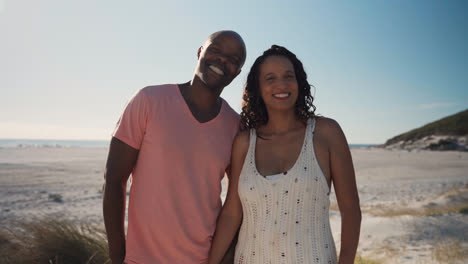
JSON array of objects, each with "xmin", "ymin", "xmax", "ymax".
[{"xmin": 228, "ymin": 57, "xmax": 239, "ymax": 65}]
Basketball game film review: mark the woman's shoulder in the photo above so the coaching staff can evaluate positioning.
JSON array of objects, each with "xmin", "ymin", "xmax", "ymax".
[
  {"xmin": 231, "ymin": 130, "xmax": 251, "ymax": 167},
  {"xmin": 313, "ymin": 116, "xmax": 345, "ymax": 143},
  {"xmin": 314, "ymin": 116, "xmax": 340, "ymax": 131},
  {"xmin": 233, "ymin": 130, "xmax": 251, "ymax": 151}
]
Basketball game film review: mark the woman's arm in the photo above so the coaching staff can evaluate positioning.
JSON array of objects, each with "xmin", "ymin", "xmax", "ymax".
[
  {"xmin": 208, "ymin": 131, "xmax": 249, "ymax": 264},
  {"xmin": 326, "ymin": 119, "xmax": 361, "ymax": 264}
]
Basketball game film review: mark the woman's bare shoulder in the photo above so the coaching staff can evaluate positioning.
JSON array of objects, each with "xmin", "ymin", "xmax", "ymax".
[
  {"xmin": 314, "ymin": 116, "xmax": 346, "ymax": 144},
  {"xmin": 315, "ymin": 116, "xmax": 341, "ymax": 133},
  {"xmin": 232, "ymin": 130, "xmax": 250, "ymax": 155}
]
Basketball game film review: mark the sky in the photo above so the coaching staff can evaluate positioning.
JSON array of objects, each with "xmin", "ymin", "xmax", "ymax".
[{"xmin": 1, "ymin": 0, "xmax": 467, "ymax": 144}]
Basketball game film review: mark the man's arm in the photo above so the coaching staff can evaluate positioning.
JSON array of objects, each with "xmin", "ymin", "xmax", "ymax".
[{"xmin": 103, "ymin": 137, "xmax": 139, "ymax": 264}]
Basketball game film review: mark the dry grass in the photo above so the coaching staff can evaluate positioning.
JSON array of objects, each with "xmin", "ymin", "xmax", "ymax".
[
  {"xmin": 361, "ymin": 186, "xmax": 468, "ymax": 218},
  {"xmin": 0, "ymin": 217, "xmax": 110, "ymax": 264},
  {"xmin": 363, "ymin": 203, "xmax": 468, "ymax": 218},
  {"xmin": 2, "ymin": 216, "xmax": 465, "ymax": 264},
  {"xmin": 354, "ymin": 254, "xmax": 381, "ymax": 264},
  {"xmin": 330, "ymin": 202, "xmax": 339, "ymax": 211},
  {"xmin": 332, "ymin": 201, "xmax": 468, "ymax": 217},
  {"xmin": 374, "ymin": 242, "xmax": 404, "ymax": 262},
  {"xmin": 431, "ymin": 239, "xmax": 468, "ymax": 263}
]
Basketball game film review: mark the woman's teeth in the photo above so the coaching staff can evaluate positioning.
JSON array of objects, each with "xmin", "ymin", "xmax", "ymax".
[
  {"xmin": 273, "ymin": 93, "xmax": 290, "ymax": 98},
  {"xmin": 209, "ymin": 65, "xmax": 224, "ymax": 76}
]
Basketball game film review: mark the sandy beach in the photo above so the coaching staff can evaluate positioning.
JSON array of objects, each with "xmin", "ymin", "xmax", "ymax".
[
  {"xmin": 330, "ymin": 148, "xmax": 468, "ymax": 263},
  {"xmin": 1, "ymin": 146, "xmax": 467, "ymax": 263}
]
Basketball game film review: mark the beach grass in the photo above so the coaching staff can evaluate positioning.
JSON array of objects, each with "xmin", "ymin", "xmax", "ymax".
[
  {"xmin": 431, "ymin": 239, "xmax": 468, "ymax": 263},
  {"xmin": 362, "ymin": 203, "xmax": 468, "ymax": 217},
  {"xmin": 330, "ymin": 202, "xmax": 468, "ymax": 217},
  {"xmin": 458, "ymin": 205, "xmax": 468, "ymax": 215},
  {"xmin": 0, "ymin": 217, "xmax": 110, "ymax": 264},
  {"xmin": 1, "ymin": 216, "xmax": 466, "ymax": 264},
  {"xmin": 358, "ymin": 186, "xmax": 468, "ymax": 218},
  {"xmin": 354, "ymin": 254, "xmax": 381, "ymax": 264},
  {"xmin": 384, "ymin": 108, "xmax": 468, "ymax": 145}
]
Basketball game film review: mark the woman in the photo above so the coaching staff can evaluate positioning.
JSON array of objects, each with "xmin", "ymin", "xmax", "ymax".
[{"xmin": 208, "ymin": 45, "xmax": 361, "ymax": 264}]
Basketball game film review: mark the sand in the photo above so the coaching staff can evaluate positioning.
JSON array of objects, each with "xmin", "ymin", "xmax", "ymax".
[
  {"xmin": 330, "ymin": 148, "xmax": 468, "ymax": 263},
  {"xmin": 1, "ymin": 146, "xmax": 467, "ymax": 263},
  {"xmin": 0, "ymin": 147, "xmax": 108, "ymax": 225}
]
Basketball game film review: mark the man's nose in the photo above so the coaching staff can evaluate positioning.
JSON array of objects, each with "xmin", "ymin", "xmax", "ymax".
[{"xmin": 216, "ymin": 54, "xmax": 228, "ymax": 64}]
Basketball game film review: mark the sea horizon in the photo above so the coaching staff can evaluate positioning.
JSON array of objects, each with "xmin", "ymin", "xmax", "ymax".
[{"xmin": 0, "ymin": 138, "xmax": 380, "ymax": 148}]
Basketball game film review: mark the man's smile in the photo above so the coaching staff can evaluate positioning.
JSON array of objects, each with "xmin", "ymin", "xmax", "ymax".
[{"xmin": 208, "ymin": 64, "xmax": 225, "ymax": 76}]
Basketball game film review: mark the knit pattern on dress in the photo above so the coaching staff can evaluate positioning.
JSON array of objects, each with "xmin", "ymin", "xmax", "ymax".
[{"xmin": 235, "ymin": 119, "xmax": 338, "ymax": 264}]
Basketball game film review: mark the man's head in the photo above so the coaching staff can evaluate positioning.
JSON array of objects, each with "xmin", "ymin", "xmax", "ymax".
[{"xmin": 194, "ymin": 30, "xmax": 246, "ymax": 92}]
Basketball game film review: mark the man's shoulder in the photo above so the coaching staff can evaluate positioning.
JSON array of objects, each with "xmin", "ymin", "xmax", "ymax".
[
  {"xmin": 128, "ymin": 84, "xmax": 178, "ymax": 105},
  {"xmin": 139, "ymin": 84, "xmax": 177, "ymax": 97}
]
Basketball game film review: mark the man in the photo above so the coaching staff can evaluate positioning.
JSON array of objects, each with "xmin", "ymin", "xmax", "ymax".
[{"xmin": 103, "ymin": 30, "xmax": 246, "ymax": 264}]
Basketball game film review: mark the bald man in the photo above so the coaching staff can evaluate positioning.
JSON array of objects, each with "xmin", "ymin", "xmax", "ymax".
[{"xmin": 103, "ymin": 30, "xmax": 246, "ymax": 264}]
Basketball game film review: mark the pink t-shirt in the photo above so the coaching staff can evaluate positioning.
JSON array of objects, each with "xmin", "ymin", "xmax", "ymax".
[{"xmin": 113, "ymin": 84, "xmax": 239, "ymax": 264}]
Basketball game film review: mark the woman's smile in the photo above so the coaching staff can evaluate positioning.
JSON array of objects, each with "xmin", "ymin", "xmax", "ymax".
[{"xmin": 272, "ymin": 92, "xmax": 291, "ymax": 99}]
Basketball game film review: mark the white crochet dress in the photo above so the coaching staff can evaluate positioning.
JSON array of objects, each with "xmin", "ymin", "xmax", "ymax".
[{"xmin": 235, "ymin": 119, "xmax": 337, "ymax": 264}]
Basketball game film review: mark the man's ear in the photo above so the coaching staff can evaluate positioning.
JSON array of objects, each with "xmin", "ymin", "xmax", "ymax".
[{"xmin": 197, "ymin": 46, "xmax": 203, "ymax": 59}]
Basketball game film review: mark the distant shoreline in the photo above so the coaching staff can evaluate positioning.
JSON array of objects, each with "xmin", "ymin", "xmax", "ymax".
[
  {"xmin": 0, "ymin": 139, "xmax": 110, "ymax": 148},
  {"xmin": 0, "ymin": 139, "xmax": 379, "ymax": 149}
]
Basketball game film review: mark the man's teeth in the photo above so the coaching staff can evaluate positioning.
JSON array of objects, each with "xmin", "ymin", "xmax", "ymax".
[
  {"xmin": 209, "ymin": 65, "xmax": 224, "ymax": 76},
  {"xmin": 273, "ymin": 93, "xmax": 290, "ymax": 98}
]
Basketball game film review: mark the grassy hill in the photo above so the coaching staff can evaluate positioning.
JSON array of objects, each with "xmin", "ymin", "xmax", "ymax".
[{"xmin": 385, "ymin": 109, "xmax": 468, "ymax": 146}]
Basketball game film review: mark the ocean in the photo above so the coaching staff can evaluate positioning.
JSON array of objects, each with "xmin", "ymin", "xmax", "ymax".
[
  {"xmin": 0, "ymin": 139, "xmax": 110, "ymax": 148},
  {"xmin": 0, "ymin": 139, "xmax": 377, "ymax": 149}
]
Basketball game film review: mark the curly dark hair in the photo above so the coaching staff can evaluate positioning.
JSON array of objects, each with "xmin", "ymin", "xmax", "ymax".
[{"xmin": 240, "ymin": 45, "xmax": 316, "ymax": 130}]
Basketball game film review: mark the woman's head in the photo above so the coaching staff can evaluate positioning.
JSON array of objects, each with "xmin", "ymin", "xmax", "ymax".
[{"xmin": 240, "ymin": 45, "xmax": 316, "ymax": 130}]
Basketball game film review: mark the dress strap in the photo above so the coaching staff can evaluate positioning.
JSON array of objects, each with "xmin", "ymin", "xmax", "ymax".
[
  {"xmin": 309, "ymin": 118, "xmax": 316, "ymax": 135},
  {"xmin": 247, "ymin": 129, "xmax": 257, "ymax": 164},
  {"xmin": 307, "ymin": 117, "xmax": 331, "ymax": 195},
  {"xmin": 249, "ymin": 129, "xmax": 257, "ymax": 149}
]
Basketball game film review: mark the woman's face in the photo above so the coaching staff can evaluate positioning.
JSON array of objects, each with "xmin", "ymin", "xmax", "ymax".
[{"xmin": 258, "ymin": 55, "xmax": 299, "ymax": 113}]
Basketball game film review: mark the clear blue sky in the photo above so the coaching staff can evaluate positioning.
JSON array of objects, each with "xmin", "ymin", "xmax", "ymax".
[{"xmin": 1, "ymin": 0, "xmax": 467, "ymax": 144}]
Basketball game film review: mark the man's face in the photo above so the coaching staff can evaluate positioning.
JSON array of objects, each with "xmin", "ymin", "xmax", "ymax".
[{"xmin": 195, "ymin": 33, "xmax": 246, "ymax": 91}]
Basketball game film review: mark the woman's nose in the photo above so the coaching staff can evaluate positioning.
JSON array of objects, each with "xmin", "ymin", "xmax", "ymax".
[{"xmin": 275, "ymin": 78, "xmax": 289, "ymax": 89}]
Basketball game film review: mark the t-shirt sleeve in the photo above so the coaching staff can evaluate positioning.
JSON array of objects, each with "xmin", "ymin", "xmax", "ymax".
[{"xmin": 112, "ymin": 89, "xmax": 149, "ymax": 150}]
